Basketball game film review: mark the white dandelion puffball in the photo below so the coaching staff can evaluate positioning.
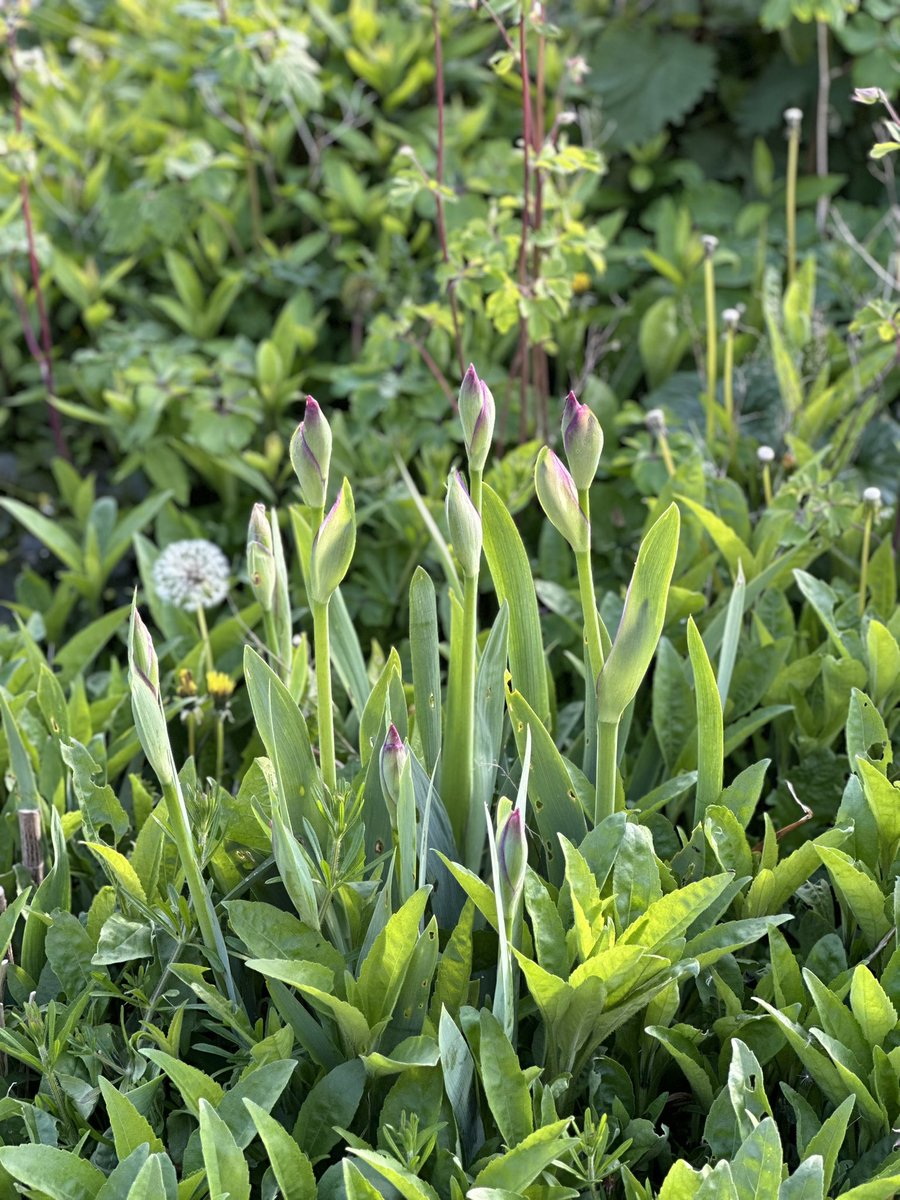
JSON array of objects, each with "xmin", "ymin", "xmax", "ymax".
[{"xmin": 153, "ymin": 540, "xmax": 230, "ymax": 611}]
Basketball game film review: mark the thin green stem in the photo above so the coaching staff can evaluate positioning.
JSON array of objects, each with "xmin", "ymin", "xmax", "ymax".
[
  {"xmin": 786, "ymin": 126, "xmax": 799, "ymax": 285},
  {"xmin": 762, "ymin": 464, "xmax": 773, "ymax": 507},
  {"xmin": 458, "ymin": 572, "xmax": 478, "ymax": 832},
  {"xmin": 594, "ymin": 719, "xmax": 619, "ymax": 826},
  {"xmin": 723, "ymin": 326, "xmax": 735, "ymax": 459},
  {"xmin": 704, "ymin": 255, "xmax": 717, "ymax": 446},
  {"xmin": 470, "ymin": 468, "xmax": 483, "ymax": 515},
  {"xmin": 575, "ymin": 488, "xmax": 604, "ymax": 684},
  {"xmin": 859, "ymin": 509, "xmax": 873, "ymax": 616},
  {"xmin": 313, "ymin": 600, "xmax": 336, "ymax": 791},
  {"xmin": 215, "ymin": 718, "xmax": 224, "ymax": 784},
  {"xmin": 196, "ymin": 605, "xmax": 214, "ymax": 679}
]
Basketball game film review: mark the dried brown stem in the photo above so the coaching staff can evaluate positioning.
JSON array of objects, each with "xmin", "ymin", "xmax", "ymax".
[{"xmin": 18, "ymin": 808, "xmax": 44, "ymax": 886}]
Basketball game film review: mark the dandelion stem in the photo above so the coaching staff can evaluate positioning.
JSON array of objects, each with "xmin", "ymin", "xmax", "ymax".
[
  {"xmin": 196, "ymin": 605, "xmax": 214, "ymax": 678},
  {"xmin": 703, "ymin": 252, "xmax": 717, "ymax": 446},
  {"xmin": 859, "ymin": 508, "xmax": 874, "ymax": 616},
  {"xmin": 786, "ymin": 120, "xmax": 800, "ymax": 285}
]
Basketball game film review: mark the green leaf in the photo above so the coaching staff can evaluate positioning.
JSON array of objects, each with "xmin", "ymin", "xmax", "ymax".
[
  {"xmin": 244, "ymin": 1101, "xmax": 315, "ymax": 1200},
  {"xmin": 198, "ymin": 1099, "xmax": 250, "ymax": 1200},
  {"xmin": 850, "ymin": 964, "xmax": 898, "ymax": 1048},
  {"xmin": 99, "ymin": 1077, "xmax": 164, "ymax": 1160},
  {"xmin": 621, "ymin": 874, "xmax": 732, "ymax": 950},
  {"xmin": 688, "ymin": 618, "xmax": 724, "ymax": 824},
  {"xmin": 482, "ymin": 484, "xmax": 550, "ymax": 724},
  {"xmin": 350, "ymin": 1151, "xmax": 440, "ymax": 1200},
  {"xmin": 678, "ymin": 497, "xmax": 755, "ymax": 581},
  {"xmin": 356, "ymin": 888, "xmax": 430, "ymax": 1025},
  {"xmin": 597, "ymin": 503, "xmax": 681, "ymax": 724},
  {"xmin": 793, "ymin": 570, "xmax": 848, "ymax": 659},
  {"xmin": 243, "ymin": 647, "xmax": 323, "ymax": 835},
  {"xmin": 816, "ymin": 846, "xmax": 891, "ymax": 947},
  {"xmin": 294, "ymin": 1061, "xmax": 367, "ymax": 1161},
  {"xmin": 0, "ymin": 1145, "xmax": 104, "ymax": 1200},
  {"xmin": 647, "ymin": 1024, "xmax": 715, "ymax": 1109},
  {"xmin": 779, "ymin": 1156, "xmax": 824, "ymax": 1200},
  {"xmin": 470, "ymin": 1119, "xmax": 575, "ymax": 1192},
  {"xmin": 803, "ymin": 1095, "xmax": 854, "ymax": 1192},
  {"xmin": 0, "ymin": 499, "xmax": 83, "ymax": 572},
  {"xmin": 141, "ymin": 1050, "xmax": 223, "ymax": 1116},
  {"xmin": 409, "ymin": 567, "xmax": 442, "ymax": 778},
  {"xmin": 478, "ymin": 1009, "xmax": 534, "ymax": 1147},
  {"xmin": 0, "ymin": 689, "xmax": 38, "ymax": 807},
  {"xmin": 55, "ymin": 606, "xmax": 131, "ymax": 684}
]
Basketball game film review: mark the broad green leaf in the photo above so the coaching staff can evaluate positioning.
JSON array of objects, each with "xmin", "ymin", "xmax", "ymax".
[
  {"xmin": 846, "ymin": 689, "xmax": 890, "ymax": 774},
  {"xmin": 850, "ymin": 964, "xmax": 897, "ymax": 1048},
  {"xmin": 84, "ymin": 842, "xmax": 147, "ymax": 905},
  {"xmin": 244, "ymin": 1101, "xmax": 315, "ymax": 1200},
  {"xmin": 356, "ymin": 888, "xmax": 430, "ymax": 1025},
  {"xmin": 816, "ymin": 846, "xmax": 891, "ymax": 947},
  {"xmin": 470, "ymin": 1119, "xmax": 575, "ymax": 1192},
  {"xmin": 779, "ymin": 1156, "xmax": 824, "ymax": 1200},
  {"xmin": 804, "ymin": 1095, "xmax": 854, "ymax": 1192},
  {"xmin": 198, "ymin": 1099, "xmax": 250, "ymax": 1200},
  {"xmin": 361, "ymin": 1035, "xmax": 440, "ymax": 1076},
  {"xmin": 99, "ymin": 1077, "xmax": 164, "ymax": 1159},
  {"xmin": 478, "ymin": 1009, "xmax": 534, "ymax": 1147},
  {"xmin": 688, "ymin": 618, "xmax": 723, "ymax": 824},
  {"xmin": 647, "ymin": 1024, "xmax": 715, "ymax": 1108},
  {"xmin": 762, "ymin": 265, "xmax": 803, "ymax": 413},
  {"xmin": 678, "ymin": 497, "xmax": 755, "ymax": 580},
  {"xmin": 293, "ymin": 1060, "xmax": 367, "ymax": 1161},
  {"xmin": 793, "ymin": 570, "xmax": 849, "ymax": 659},
  {"xmin": 621, "ymin": 874, "xmax": 731, "ymax": 950},
  {"xmin": 0, "ymin": 499, "xmax": 83, "ymax": 571},
  {"xmin": 351, "ymin": 1150, "xmax": 440, "ymax": 1200},
  {"xmin": 482, "ymin": 483, "xmax": 550, "ymax": 724},
  {"xmin": 0, "ymin": 1145, "xmax": 104, "ymax": 1200},
  {"xmin": 597, "ymin": 503, "xmax": 680, "ymax": 723},
  {"xmin": 857, "ymin": 759, "xmax": 900, "ymax": 854},
  {"xmin": 141, "ymin": 1050, "xmax": 223, "ymax": 1116},
  {"xmin": 55, "ymin": 606, "xmax": 131, "ymax": 684}
]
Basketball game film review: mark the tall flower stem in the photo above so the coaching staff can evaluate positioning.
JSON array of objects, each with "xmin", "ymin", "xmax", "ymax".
[
  {"xmin": 575, "ymin": 488, "xmax": 604, "ymax": 685},
  {"xmin": 702, "ymin": 238, "xmax": 718, "ymax": 447},
  {"xmin": 858, "ymin": 493, "xmax": 879, "ymax": 616},
  {"xmin": 431, "ymin": 0, "xmax": 465, "ymax": 378},
  {"xmin": 785, "ymin": 109, "xmax": 802, "ymax": 285},
  {"xmin": 313, "ymin": 599, "xmax": 336, "ymax": 791},
  {"xmin": 196, "ymin": 605, "xmax": 214, "ymax": 678},
  {"xmin": 459, "ymin": 466, "xmax": 482, "ymax": 843},
  {"xmin": 595, "ymin": 719, "xmax": 618, "ymax": 826}
]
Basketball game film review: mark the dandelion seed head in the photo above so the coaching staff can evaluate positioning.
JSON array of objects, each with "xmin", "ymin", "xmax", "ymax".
[
  {"xmin": 757, "ymin": 445, "xmax": 775, "ymax": 465},
  {"xmin": 863, "ymin": 486, "xmax": 882, "ymax": 506},
  {"xmin": 153, "ymin": 540, "xmax": 230, "ymax": 612}
]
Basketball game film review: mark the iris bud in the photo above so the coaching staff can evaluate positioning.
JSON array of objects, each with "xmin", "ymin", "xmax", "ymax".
[
  {"xmin": 535, "ymin": 447, "xmax": 589, "ymax": 554},
  {"xmin": 247, "ymin": 504, "xmax": 276, "ymax": 611},
  {"xmin": 309, "ymin": 479, "xmax": 356, "ymax": 605},
  {"xmin": 458, "ymin": 364, "xmax": 495, "ymax": 474},
  {"xmin": 290, "ymin": 396, "xmax": 332, "ymax": 509},
  {"xmin": 561, "ymin": 391, "xmax": 603, "ymax": 491},
  {"xmin": 446, "ymin": 469, "xmax": 483, "ymax": 578},
  {"xmin": 379, "ymin": 723, "xmax": 408, "ymax": 824}
]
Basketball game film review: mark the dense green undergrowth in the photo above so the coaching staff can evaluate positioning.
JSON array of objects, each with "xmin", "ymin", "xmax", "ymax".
[{"xmin": 1, "ymin": 1, "xmax": 900, "ymax": 1198}]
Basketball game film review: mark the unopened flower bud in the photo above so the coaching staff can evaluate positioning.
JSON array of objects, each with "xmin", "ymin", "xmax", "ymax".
[
  {"xmin": 863, "ymin": 486, "xmax": 882, "ymax": 508},
  {"xmin": 702, "ymin": 234, "xmax": 719, "ymax": 258},
  {"xmin": 722, "ymin": 308, "xmax": 740, "ymax": 330},
  {"xmin": 562, "ymin": 391, "xmax": 603, "ymax": 490},
  {"xmin": 247, "ymin": 504, "xmax": 277, "ymax": 612},
  {"xmin": 498, "ymin": 807, "xmax": 527, "ymax": 911},
  {"xmin": 128, "ymin": 603, "xmax": 175, "ymax": 788},
  {"xmin": 535, "ymin": 448, "xmax": 589, "ymax": 554},
  {"xmin": 757, "ymin": 445, "xmax": 775, "ymax": 465},
  {"xmin": 852, "ymin": 88, "xmax": 882, "ymax": 106},
  {"xmin": 290, "ymin": 396, "xmax": 332, "ymax": 510},
  {"xmin": 379, "ymin": 723, "xmax": 408, "ymax": 824},
  {"xmin": 446, "ymin": 469, "xmax": 482, "ymax": 578},
  {"xmin": 309, "ymin": 479, "xmax": 356, "ymax": 605},
  {"xmin": 458, "ymin": 364, "xmax": 495, "ymax": 473},
  {"xmin": 784, "ymin": 107, "xmax": 803, "ymax": 129}
]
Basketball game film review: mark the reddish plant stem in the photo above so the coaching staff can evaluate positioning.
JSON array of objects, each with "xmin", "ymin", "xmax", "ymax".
[
  {"xmin": 516, "ymin": 7, "xmax": 533, "ymax": 442},
  {"xmin": 431, "ymin": 0, "xmax": 465, "ymax": 380},
  {"xmin": 531, "ymin": 4, "xmax": 548, "ymax": 436},
  {"xmin": 410, "ymin": 337, "xmax": 457, "ymax": 409},
  {"xmin": 7, "ymin": 13, "xmax": 68, "ymax": 459}
]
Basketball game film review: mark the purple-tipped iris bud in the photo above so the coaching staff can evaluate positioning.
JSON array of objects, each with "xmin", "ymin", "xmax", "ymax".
[
  {"xmin": 247, "ymin": 504, "xmax": 276, "ymax": 612},
  {"xmin": 129, "ymin": 606, "xmax": 160, "ymax": 695},
  {"xmin": 853, "ymin": 88, "xmax": 882, "ymax": 106},
  {"xmin": 446, "ymin": 469, "xmax": 482, "ymax": 578},
  {"xmin": 309, "ymin": 478, "xmax": 356, "ymax": 605},
  {"xmin": 290, "ymin": 396, "xmax": 332, "ymax": 510},
  {"xmin": 458, "ymin": 365, "xmax": 495, "ymax": 474},
  {"xmin": 535, "ymin": 447, "xmax": 589, "ymax": 554},
  {"xmin": 561, "ymin": 391, "xmax": 603, "ymax": 491},
  {"xmin": 379, "ymin": 723, "xmax": 407, "ymax": 823},
  {"xmin": 498, "ymin": 808, "xmax": 527, "ymax": 910}
]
